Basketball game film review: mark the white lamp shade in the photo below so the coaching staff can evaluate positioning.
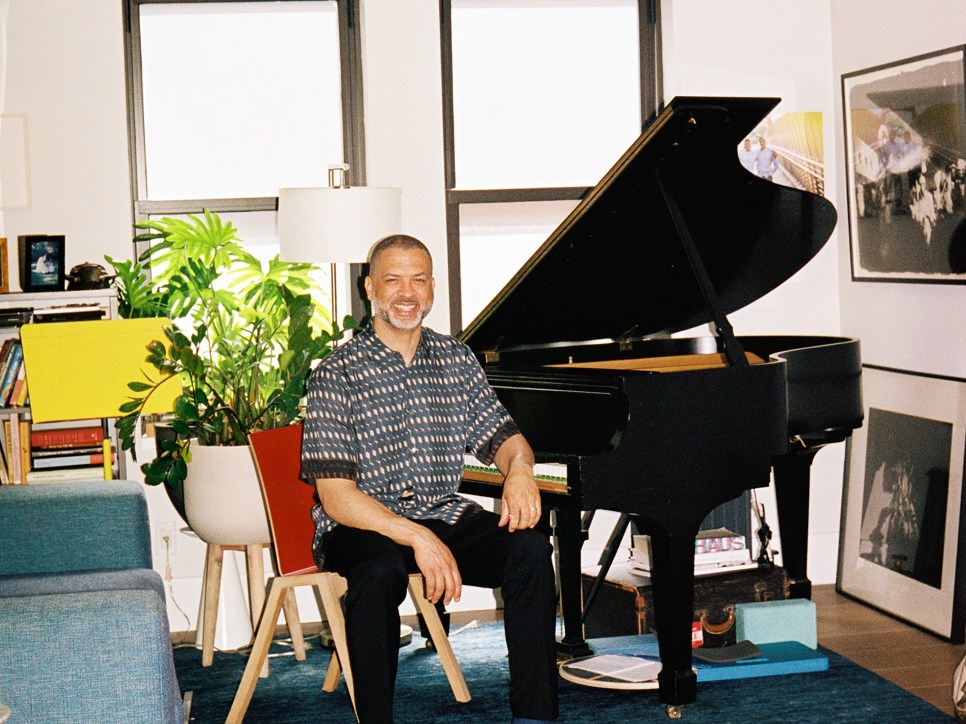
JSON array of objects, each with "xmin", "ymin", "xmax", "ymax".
[{"xmin": 278, "ymin": 186, "xmax": 402, "ymax": 263}]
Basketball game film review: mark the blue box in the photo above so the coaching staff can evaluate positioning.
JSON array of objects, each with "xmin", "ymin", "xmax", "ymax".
[{"xmin": 735, "ymin": 598, "xmax": 817, "ymax": 649}]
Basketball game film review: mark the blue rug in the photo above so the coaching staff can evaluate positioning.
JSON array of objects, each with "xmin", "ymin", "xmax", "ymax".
[{"xmin": 174, "ymin": 621, "xmax": 952, "ymax": 722}]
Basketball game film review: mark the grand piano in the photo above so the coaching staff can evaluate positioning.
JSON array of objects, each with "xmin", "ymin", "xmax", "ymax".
[{"xmin": 457, "ymin": 97, "xmax": 863, "ymax": 713}]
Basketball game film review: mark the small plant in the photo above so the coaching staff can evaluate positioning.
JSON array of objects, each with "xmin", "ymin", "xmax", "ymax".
[{"xmin": 108, "ymin": 210, "xmax": 355, "ymax": 490}]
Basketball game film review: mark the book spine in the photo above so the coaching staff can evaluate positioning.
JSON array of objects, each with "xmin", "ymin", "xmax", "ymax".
[
  {"xmin": 30, "ymin": 426, "xmax": 104, "ymax": 448},
  {"xmin": 25, "ymin": 467, "xmax": 108, "ymax": 483},
  {"xmin": 32, "ymin": 445, "xmax": 105, "ymax": 458},
  {"xmin": 694, "ymin": 535, "xmax": 746, "ymax": 556},
  {"xmin": 8, "ymin": 415, "xmax": 22, "ymax": 484},
  {"xmin": 32, "ymin": 453, "xmax": 112, "ymax": 469},
  {"xmin": 19, "ymin": 419, "xmax": 30, "ymax": 482}
]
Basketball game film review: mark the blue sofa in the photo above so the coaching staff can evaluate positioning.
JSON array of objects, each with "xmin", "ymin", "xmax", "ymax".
[{"xmin": 0, "ymin": 480, "xmax": 183, "ymax": 723}]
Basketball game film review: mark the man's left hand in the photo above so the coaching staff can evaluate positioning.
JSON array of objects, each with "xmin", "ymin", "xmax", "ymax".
[{"xmin": 500, "ymin": 468, "xmax": 541, "ymax": 532}]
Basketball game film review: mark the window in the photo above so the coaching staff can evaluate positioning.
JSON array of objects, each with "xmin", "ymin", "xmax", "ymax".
[
  {"xmin": 441, "ymin": 0, "xmax": 662, "ymax": 329},
  {"xmin": 124, "ymin": 0, "xmax": 363, "ymax": 261}
]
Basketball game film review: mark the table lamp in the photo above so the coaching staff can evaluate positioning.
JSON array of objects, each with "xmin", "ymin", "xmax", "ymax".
[{"xmin": 278, "ymin": 165, "xmax": 402, "ymax": 326}]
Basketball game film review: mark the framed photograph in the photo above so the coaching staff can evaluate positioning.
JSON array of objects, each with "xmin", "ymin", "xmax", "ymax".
[
  {"xmin": 839, "ymin": 365, "xmax": 966, "ymax": 641},
  {"xmin": 0, "ymin": 237, "xmax": 8, "ymax": 293},
  {"xmin": 17, "ymin": 235, "xmax": 65, "ymax": 292},
  {"xmin": 843, "ymin": 46, "xmax": 966, "ymax": 283}
]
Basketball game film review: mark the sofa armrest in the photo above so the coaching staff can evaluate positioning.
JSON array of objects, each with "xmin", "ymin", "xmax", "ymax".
[
  {"xmin": 0, "ymin": 588, "xmax": 183, "ymax": 723},
  {"xmin": 0, "ymin": 480, "xmax": 152, "ymax": 575}
]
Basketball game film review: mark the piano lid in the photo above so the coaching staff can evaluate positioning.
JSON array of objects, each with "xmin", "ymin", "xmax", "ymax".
[{"xmin": 459, "ymin": 97, "xmax": 838, "ymax": 356}]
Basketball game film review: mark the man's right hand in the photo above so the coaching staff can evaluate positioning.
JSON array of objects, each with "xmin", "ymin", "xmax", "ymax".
[{"xmin": 412, "ymin": 528, "xmax": 462, "ymax": 605}]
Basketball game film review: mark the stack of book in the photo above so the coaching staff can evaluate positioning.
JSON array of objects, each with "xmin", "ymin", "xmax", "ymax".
[
  {"xmin": 25, "ymin": 422, "xmax": 113, "ymax": 483},
  {"xmin": 630, "ymin": 527, "xmax": 754, "ymax": 577},
  {"xmin": 0, "ymin": 339, "xmax": 27, "ymax": 408}
]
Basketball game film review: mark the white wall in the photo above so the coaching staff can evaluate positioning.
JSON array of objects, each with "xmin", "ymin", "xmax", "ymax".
[
  {"xmin": 830, "ymin": 0, "xmax": 966, "ymax": 380},
  {"xmin": 1, "ymin": 0, "xmax": 133, "ymax": 271}
]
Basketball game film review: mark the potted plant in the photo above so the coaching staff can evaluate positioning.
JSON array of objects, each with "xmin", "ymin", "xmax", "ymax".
[{"xmin": 108, "ymin": 210, "xmax": 353, "ymax": 531}]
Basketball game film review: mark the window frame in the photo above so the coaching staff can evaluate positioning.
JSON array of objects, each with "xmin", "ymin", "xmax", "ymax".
[
  {"xmin": 439, "ymin": 0, "xmax": 663, "ymax": 332},
  {"xmin": 122, "ymin": 0, "xmax": 365, "ymax": 251}
]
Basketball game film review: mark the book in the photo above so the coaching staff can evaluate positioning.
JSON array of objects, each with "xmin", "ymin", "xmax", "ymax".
[
  {"xmin": 0, "ymin": 339, "xmax": 15, "ymax": 391},
  {"xmin": 30, "ymin": 425, "xmax": 105, "ymax": 449},
  {"xmin": 9, "ymin": 367, "xmax": 27, "ymax": 408},
  {"xmin": 31, "ymin": 303, "xmax": 108, "ymax": 323},
  {"xmin": 32, "ymin": 445, "xmax": 106, "ymax": 458},
  {"xmin": 25, "ymin": 466, "xmax": 109, "ymax": 484},
  {"xmin": 32, "ymin": 452, "xmax": 113, "ymax": 469},
  {"xmin": 0, "ymin": 341, "xmax": 23, "ymax": 405},
  {"xmin": 631, "ymin": 529, "xmax": 750, "ymax": 574}
]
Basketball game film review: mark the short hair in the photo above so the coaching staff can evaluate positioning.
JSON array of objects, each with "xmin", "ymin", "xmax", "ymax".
[{"xmin": 368, "ymin": 234, "xmax": 431, "ymax": 272}]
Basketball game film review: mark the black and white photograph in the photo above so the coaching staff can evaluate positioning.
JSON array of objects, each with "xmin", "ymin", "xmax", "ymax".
[
  {"xmin": 839, "ymin": 365, "xmax": 966, "ymax": 641},
  {"xmin": 843, "ymin": 46, "xmax": 966, "ymax": 283},
  {"xmin": 17, "ymin": 234, "xmax": 65, "ymax": 292}
]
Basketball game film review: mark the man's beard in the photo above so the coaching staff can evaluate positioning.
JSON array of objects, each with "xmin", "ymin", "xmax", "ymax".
[{"xmin": 370, "ymin": 293, "xmax": 432, "ymax": 330}]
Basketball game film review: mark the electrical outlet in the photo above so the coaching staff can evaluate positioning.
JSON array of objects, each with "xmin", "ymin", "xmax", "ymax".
[{"xmin": 157, "ymin": 522, "xmax": 176, "ymax": 556}]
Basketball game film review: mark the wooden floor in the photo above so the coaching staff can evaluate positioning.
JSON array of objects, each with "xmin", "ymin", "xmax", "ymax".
[{"xmin": 814, "ymin": 584, "xmax": 965, "ymax": 718}]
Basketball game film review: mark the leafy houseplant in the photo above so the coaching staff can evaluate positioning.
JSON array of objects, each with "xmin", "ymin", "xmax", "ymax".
[{"xmin": 109, "ymin": 210, "xmax": 354, "ymax": 491}]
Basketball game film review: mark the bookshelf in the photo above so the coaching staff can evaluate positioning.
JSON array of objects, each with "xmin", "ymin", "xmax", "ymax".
[{"xmin": 0, "ymin": 288, "xmax": 124, "ymax": 482}]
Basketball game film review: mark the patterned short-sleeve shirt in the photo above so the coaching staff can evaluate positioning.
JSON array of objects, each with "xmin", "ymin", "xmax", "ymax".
[{"xmin": 301, "ymin": 325, "xmax": 519, "ymax": 558}]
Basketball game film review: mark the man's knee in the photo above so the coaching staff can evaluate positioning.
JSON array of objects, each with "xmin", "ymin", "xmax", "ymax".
[
  {"xmin": 508, "ymin": 529, "xmax": 554, "ymax": 573},
  {"xmin": 349, "ymin": 555, "xmax": 410, "ymax": 598}
]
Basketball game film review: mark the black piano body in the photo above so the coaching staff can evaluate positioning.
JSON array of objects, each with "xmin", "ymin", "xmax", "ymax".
[{"xmin": 458, "ymin": 97, "xmax": 863, "ymax": 709}]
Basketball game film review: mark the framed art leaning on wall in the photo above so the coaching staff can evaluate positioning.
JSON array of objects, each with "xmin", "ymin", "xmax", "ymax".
[
  {"xmin": 842, "ymin": 46, "xmax": 966, "ymax": 283},
  {"xmin": 838, "ymin": 365, "xmax": 966, "ymax": 642}
]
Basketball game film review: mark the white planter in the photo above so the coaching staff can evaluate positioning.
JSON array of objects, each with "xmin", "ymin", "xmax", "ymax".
[{"xmin": 183, "ymin": 444, "xmax": 271, "ymax": 545}]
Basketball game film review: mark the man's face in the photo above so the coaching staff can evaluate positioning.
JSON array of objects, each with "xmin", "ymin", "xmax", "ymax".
[
  {"xmin": 759, "ymin": 138, "xmax": 766, "ymax": 148},
  {"xmin": 743, "ymin": 139, "xmax": 752, "ymax": 150},
  {"xmin": 365, "ymin": 246, "xmax": 435, "ymax": 331}
]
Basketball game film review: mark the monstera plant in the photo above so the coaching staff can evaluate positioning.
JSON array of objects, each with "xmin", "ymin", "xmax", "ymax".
[{"xmin": 108, "ymin": 209, "xmax": 354, "ymax": 492}]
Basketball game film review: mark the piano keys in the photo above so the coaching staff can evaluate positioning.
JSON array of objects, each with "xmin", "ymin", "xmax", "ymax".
[{"xmin": 458, "ymin": 96, "xmax": 863, "ymax": 712}]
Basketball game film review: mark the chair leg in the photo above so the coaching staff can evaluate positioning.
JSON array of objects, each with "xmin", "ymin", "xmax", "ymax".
[
  {"xmin": 281, "ymin": 589, "xmax": 307, "ymax": 661},
  {"xmin": 201, "ymin": 544, "xmax": 224, "ymax": 667},
  {"xmin": 245, "ymin": 544, "xmax": 270, "ymax": 679},
  {"xmin": 408, "ymin": 575, "xmax": 471, "ymax": 703},
  {"xmin": 316, "ymin": 573, "xmax": 357, "ymax": 720},
  {"xmin": 226, "ymin": 579, "xmax": 288, "ymax": 724}
]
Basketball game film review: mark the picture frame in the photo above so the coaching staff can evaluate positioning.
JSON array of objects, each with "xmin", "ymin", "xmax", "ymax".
[
  {"xmin": 842, "ymin": 46, "xmax": 966, "ymax": 283},
  {"xmin": 0, "ymin": 237, "xmax": 8, "ymax": 293},
  {"xmin": 17, "ymin": 235, "xmax": 65, "ymax": 293},
  {"xmin": 838, "ymin": 365, "xmax": 966, "ymax": 642}
]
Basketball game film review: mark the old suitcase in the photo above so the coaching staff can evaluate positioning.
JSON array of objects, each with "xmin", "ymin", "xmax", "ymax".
[{"xmin": 581, "ymin": 561, "xmax": 789, "ymax": 647}]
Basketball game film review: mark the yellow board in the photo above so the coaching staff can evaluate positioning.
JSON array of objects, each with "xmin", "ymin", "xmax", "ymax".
[{"xmin": 20, "ymin": 318, "xmax": 181, "ymax": 423}]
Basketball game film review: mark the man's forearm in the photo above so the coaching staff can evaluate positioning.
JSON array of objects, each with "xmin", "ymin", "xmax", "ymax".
[
  {"xmin": 316, "ymin": 478, "xmax": 428, "ymax": 549},
  {"xmin": 493, "ymin": 433, "xmax": 535, "ymax": 477}
]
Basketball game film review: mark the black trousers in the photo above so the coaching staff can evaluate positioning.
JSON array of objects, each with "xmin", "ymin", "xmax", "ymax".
[{"xmin": 323, "ymin": 507, "xmax": 559, "ymax": 723}]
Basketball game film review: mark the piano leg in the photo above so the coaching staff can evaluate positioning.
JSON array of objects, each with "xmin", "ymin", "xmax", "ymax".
[
  {"xmin": 641, "ymin": 516, "xmax": 699, "ymax": 709},
  {"xmin": 772, "ymin": 446, "xmax": 822, "ymax": 599},
  {"xmin": 552, "ymin": 505, "xmax": 593, "ymax": 658}
]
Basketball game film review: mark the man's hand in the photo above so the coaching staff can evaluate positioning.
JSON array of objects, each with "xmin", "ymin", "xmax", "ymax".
[
  {"xmin": 411, "ymin": 528, "xmax": 462, "ymax": 605},
  {"xmin": 500, "ymin": 466, "xmax": 542, "ymax": 531},
  {"xmin": 493, "ymin": 433, "xmax": 542, "ymax": 532}
]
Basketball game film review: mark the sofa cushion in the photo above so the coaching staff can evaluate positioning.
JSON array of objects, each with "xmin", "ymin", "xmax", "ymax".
[{"xmin": 0, "ymin": 567, "xmax": 166, "ymax": 601}]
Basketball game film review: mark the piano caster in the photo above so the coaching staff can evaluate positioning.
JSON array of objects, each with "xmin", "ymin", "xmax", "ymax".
[{"xmin": 666, "ymin": 705, "xmax": 683, "ymax": 719}]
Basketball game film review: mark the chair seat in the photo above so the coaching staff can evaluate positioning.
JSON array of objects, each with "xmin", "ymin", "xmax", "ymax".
[{"xmin": 225, "ymin": 424, "xmax": 470, "ymax": 723}]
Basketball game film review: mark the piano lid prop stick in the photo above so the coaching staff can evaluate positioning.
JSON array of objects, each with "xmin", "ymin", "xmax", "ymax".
[{"xmin": 654, "ymin": 166, "xmax": 748, "ymax": 368}]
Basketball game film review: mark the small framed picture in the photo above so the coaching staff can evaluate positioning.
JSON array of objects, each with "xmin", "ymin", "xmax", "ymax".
[
  {"xmin": 838, "ymin": 365, "xmax": 966, "ymax": 641},
  {"xmin": 0, "ymin": 237, "xmax": 8, "ymax": 293},
  {"xmin": 18, "ymin": 235, "xmax": 65, "ymax": 292}
]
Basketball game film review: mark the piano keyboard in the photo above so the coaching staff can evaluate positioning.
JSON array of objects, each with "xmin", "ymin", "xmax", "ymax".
[{"xmin": 463, "ymin": 457, "xmax": 569, "ymax": 495}]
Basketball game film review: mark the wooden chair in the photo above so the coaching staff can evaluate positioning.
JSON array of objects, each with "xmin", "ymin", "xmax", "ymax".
[{"xmin": 226, "ymin": 423, "xmax": 470, "ymax": 723}]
